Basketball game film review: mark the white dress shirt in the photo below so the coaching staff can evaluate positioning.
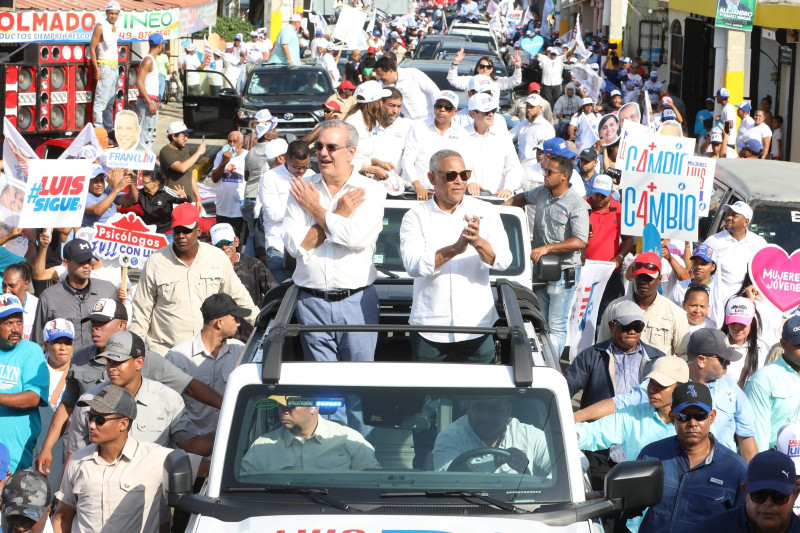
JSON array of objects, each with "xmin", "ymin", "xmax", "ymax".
[
  {"xmin": 702, "ymin": 229, "xmax": 767, "ymax": 307},
  {"xmin": 400, "ymin": 195, "xmax": 512, "ymax": 342},
  {"xmin": 372, "ymin": 116, "xmax": 413, "ymax": 172},
  {"xmin": 511, "ymin": 115, "xmax": 556, "ymax": 163},
  {"xmin": 391, "ymin": 67, "xmax": 441, "ymax": 120},
  {"xmin": 452, "ymin": 108, "xmax": 509, "ymax": 133},
  {"xmin": 259, "ymin": 164, "xmax": 315, "ymax": 253},
  {"xmin": 536, "ymin": 53, "xmax": 566, "ymax": 86},
  {"xmin": 401, "ymin": 118, "xmax": 468, "ymax": 188},
  {"xmin": 282, "ymin": 168, "xmax": 386, "ymax": 290},
  {"xmin": 462, "ymin": 125, "xmax": 523, "ymax": 194}
]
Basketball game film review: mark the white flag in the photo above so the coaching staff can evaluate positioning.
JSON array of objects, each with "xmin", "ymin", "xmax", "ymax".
[
  {"xmin": 567, "ymin": 260, "xmax": 618, "ymax": 361},
  {"xmin": 2, "ymin": 118, "xmax": 38, "ymax": 185},
  {"xmin": 571, "ymin": 63, "xmax": 603, "ymax": 103},
  {"xmin": 58, "ymin": 123, "xmax": 108, "ymax": 168},
  {"xmin": 571, "ymin": 14, "xmax": 590, "ymax": 60},
  {"xmin": 574, "ymin": 113, "xmax": 600, "ymax": 152}
]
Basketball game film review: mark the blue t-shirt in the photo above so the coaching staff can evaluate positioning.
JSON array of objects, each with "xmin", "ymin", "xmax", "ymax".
[
  {"xmin": 269, "ymin": 24, "xmax": 300, "ymax": 66},
  {"xmin": 0, "ymin": 339, "xmax": 48, "ymax": 472},
  {"xmin": 0, "ymin": 247, "xmax": 24, "ymax": 276},
  {"xmin": 82, "ymin": 188, "xmax": 122, "ymax": 228},
  {"xmin": 694, "ymin": 109, "xmax": 713, "ymax": 136}
]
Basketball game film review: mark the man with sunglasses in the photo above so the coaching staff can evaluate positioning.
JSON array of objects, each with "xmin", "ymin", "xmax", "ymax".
[
  {"xmin": 689, "ymin": 450, "xmax": 800, "ymax": 533},
  {"xmin": 452, "ymin": 75, "xmax": 509, "ymax": 133},
  {"xmin": 630, "ymin": 382, "xmax": 747, "ymax": 532},
  {"xmin": 374, "ymin": 55, "xmax": 441, "ymax": 121}
]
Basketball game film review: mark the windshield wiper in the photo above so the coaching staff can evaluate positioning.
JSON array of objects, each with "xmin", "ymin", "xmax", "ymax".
[
  {"xmin": 376, "ymin": 267, "xmax": 400, "ymax": 279},
  {"xmin": 380, "ymin": 490, "xmax": 528, "ymax": 514},
  {"xmin": 226, "ymin": 486, "xmax": 357, "ymax": 512}
]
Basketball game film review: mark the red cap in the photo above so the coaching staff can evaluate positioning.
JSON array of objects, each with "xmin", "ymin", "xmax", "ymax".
[
  {"xmin": 632, "ymin": 252, "xmax": 661, "ymax": 278},
  {"xmin": 171, "ymin": 202, "xmax": 199, "ymax": 230},
  {"xmin": 367, "ymin": 46, "xmax": 376, "ymax": 53},
  {"xmin": 339, "ymin": 80, "xmax": 356, "ymax": 90},
  {"xmin": 528, "ymin": 82, "xmax": 541, "ymax": 93},
  {"xmin": 322, "ymin": 101, "xmax": 341, "ymax": 111}
]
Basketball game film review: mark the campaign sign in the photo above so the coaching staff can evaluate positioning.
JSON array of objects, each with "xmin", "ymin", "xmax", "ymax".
[
  {"xmin": 616, "ymin": 121, "xmax": 696, "ymax": 176},
  {"xmin": 19, "ymin": 159, "xmax": 90, "ymax": 228},
  {"xmin": 715, "ymin": 0, "xmax": 755, "ymax": 31},
  {"xmin": 749, "ymin": 245, "xmax": 800, "ymax": 312},
  {"xmin": 93, "ymin": 213, "xmax": 168, "ymax": 269},
  {"xmin": 620, "ymin": 171, "xmax": 701, "ymax": 241},
  {"xmin": 685, "ymin": 156, "xmax": 716, "ymax": 216}
]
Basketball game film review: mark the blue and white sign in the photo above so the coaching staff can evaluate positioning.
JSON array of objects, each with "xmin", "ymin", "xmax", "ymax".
[
  {"xmin": 620, "ymin": 171, "xmax": 701, "ymax": 241},
  {"xmin": 616, "ymin": 121, "xmax": 696, "ymax": 176}
]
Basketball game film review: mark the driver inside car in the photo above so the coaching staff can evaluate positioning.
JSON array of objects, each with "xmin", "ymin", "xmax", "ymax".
[
  {"xmin": 240, "ymin": 396, "xmax": 381, "ymax": 473},
  {"xmin": 432, "ymin": 398, "xmax": 552, "ymax": 475},
  {"xmin": 297, "ymin": 72, "xmax": 326, "ymax": 94}
]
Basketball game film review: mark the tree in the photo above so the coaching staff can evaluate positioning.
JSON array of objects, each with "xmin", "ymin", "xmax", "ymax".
[{"xmin": 192, "ymin": 16, "xmax": 253, "ymax": 41}]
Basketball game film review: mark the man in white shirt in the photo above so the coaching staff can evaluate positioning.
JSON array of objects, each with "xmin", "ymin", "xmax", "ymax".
[
  {"xmin": 643, "ymin": 71, "xmax": 662, "ymax": 107},
  {"xmin": 400, "ymin": 149, "xmax": 511, "ymax": 362},
  {"xmin": 401, "ymin": 90, "xmax": 468, "ymax": 201},
  {"xmin": 462, "ymin": 93, "xmax": 522, "ymax": 198},
  {"xmin": 374, "ymin": 55, "xmax": 441, "ymax": 121},
  {"xmin": 310, "ymin": 29, "xmax": 327, "ymax": 62},
  {"xmin": 536, "ymin": 46, "xmax": 575, "ymax": 107},
  {"xmin": 318, "ymin": 42, "xmax": 340, "ymax": 84},
  {"xmin": 451, "ymin": 74, "xmax": 509, "ymax": 133},
  {"xmin": 260, "ymin": 140, "xmax": 313, "ymax": 284},
  {"xmin": 282, "ymin": 120, "xmax": 386, "ymax": 361},
  {"xmin": 568, "ymin": 97, "xmax": 600, "ymax": 143},
  {"xmin": 716, "ymin": 87, "xmax": 737, "ymax": 149},
  {"xmin": 180, "ymin": 43, "xmax": 202, "ymax": 95},
  {"xmin": 511, "ymin": 93, "xmax": 556, "ymax": 164},
  {"xmin": 211, "ymin": 131, "xmax": 249, "ymax": 238},
  {"xmin": 371, "ymin": 88, "xmax": 412, "ymax": 176},
  {"xmin": 734, "ymin": 102, "xmax": 754, "ymax": 152}
]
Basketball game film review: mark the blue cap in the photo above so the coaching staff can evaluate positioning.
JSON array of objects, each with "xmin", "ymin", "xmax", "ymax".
[
  {"xmin": 736, "ymin": 102, "xmax": 751, "ymax": 113},
  {"xmin": 148, "ymin": 33, "xmax": 164, "ymax": 46},
  {"xmin": 315, "ymin": 28, "xmax": 323, "ymax": 36},
  {"xmin": 691, "ymin": 244, "xmax": 715, "ymax": 263},
  {"xmin": 0, "ymin": 441, "xmax": 9, "ymax": 475},
  {"xmin": 743, "ymin": 138, "xmax": 763, "ymax": 153},
  {"xmin": 0, "ymin": 294, "xmax": 23, "ymax": 319},
  {"xmin": 662, "ymin": 108, "xmax": 677, "ymax": 119},
  {"xmin": 747, "ymin": 450, "xmax": 796, "ymax": 495},
  {"xmin": 592, "ymin": 174, "xmax": 613, "ymax": 196},
  {"xmin": 374, "ymin": 29, "xmax": 381, "ymax": 35},
  {"xmin": 783, "ymin": 316, "xmax": 800, "ymax": 344},
  {"xmin": 717, "ymin": 87, "xmax": 730, "ymax": 98},
  {"xmin": 650, "ymin": 70, "xmax": 658, "ymax": 78},
  {"xmin": 234, "ymin": 33, "xmax": 243, "ymax": 41},
  {"xmin": 543, "ymin": 138, "xmax": 574, "ymax": 158}
]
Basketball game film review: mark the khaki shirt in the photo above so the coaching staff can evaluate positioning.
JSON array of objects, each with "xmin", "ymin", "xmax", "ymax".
[
  {"xmin": 129, "ymin": 242, "xmax": 259, "ymax": 355},
  {"xmin": 325, "ymin": 93, "xmax": 356, "ymax": 117},
  {"xmin": 240, "ymin": 416, "xmax": 380, "ymax": 474},
  {"xmin": 165, "ymin": 333, "xmax": 244, "ymax": 435},
  {"xmin": 56, "ymin": 437, "xmax": 174, "ymax": 533},
  {"xmin": 65, "ymin": 378, "xmax": 195, "ymax": 454},
  {"xmin": 597, "ymin": 294, "xmax": 690, "ymax": 358}
]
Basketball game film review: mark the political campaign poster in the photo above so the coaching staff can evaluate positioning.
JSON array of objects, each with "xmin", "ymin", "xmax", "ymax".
[
  {"xmin": 597, "ymin": 113, "xmax": 620, "ymax": 146},
  {"xmin": 332, "ymin": 6, "xmax": 368, "ymax": 49},
  {"xmin": 104, "ymin": 110, "xmax": 156, "ymax": 171},
  {"xmin": 715, "ymin": 0, "xmax": 755, "ymax": 32},
  {"xmin": 2, "ymin": 118, "xmax": 37, "ymax": 184},
  {"xmin": 567, "ymin": 260, "xmax": 618, "ymax": 361},
  {"xmin": 619, "ymin": 170, "xmax": 702, "ymax": 241},
  {"xmin": 685, "ymin": 156, "xmax": 715, "ymax": 216},
  {"xmin": 749, "ymin": 245, "xmax": 800, "ymax": 313},
  {"xmin": 19, "ymin": 159, "xmax": 91, "ymax": 228},
  {"xmin": 616, "ymin": 120, "xmax": 696, "ymax": 175},
  {"xmin": 574, "ymin": 113, "xmax": 599, "ymax": 152},
  {"xmin": 571, "ymin": 63, "xmax": 604, "ymax": 103},
  {"xmin": 92, "ymin": 212, "xmax": 168, "ymax": 269}
]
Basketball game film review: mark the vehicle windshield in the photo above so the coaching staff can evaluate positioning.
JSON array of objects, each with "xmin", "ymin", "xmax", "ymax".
[
  {"xmin": 245, "ymin": 69, "xmax": 332, "ymax": 98},
  {"xmin": 224, "ymin": 385, "xmax": 570, "ymax": 503},
  {"xmin": 749, "ymin": 202, "xmax": 800, "ymax": 252}
]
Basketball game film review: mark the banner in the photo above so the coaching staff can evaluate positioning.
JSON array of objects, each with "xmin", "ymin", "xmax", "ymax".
[
  {"xmin": 685, "ymin": 156, "xmax": 715, "ymax": 216},
  {"xmin": 104, "ymin": 111, "xmax": 157, "ymax": 170},
  {"xmin": 92, "ymin": 212, "xmax": 168, "ymax": 268},
  {"xmin": 19, "ymin": 159, "xmax": 90, "ymax": 228},
  {"xmin": 2, "ymin": 118, "xmax": 37, "ymax": 184},
  {"xmin": 0, "ymin": 0, "xmax": 216, "ymax": 43},
  {"xmin": 620, "ymin": 170, "xmax": 701, "ymax": 241},
  {"xmin": 715, "ymin": 0, "xmax": 755, "ymax": 31},
  {"xmin": 574, "ymin": 113, "xmax": 599, "ymax": 152},
  {"xmin": 57, "ymin": 122, "xmax": 107, "ymax": 168},
  {"xmin": 571, "ymin": 63, "xmax": 603, "ymax": 106},
  {"xmin": 333, "ymin": 6, "xmax": 368, "ymax": 49},
  {"xmin": 749, "ymin": 245, "xmax": 800, "ymax": 313},
  {"xmin": 567, "ymin": 260, "xmax": 617, "ymax": 361},
  {"xmin": 616, "ymin": 120, "xmax": 696, "ymax": 175}
]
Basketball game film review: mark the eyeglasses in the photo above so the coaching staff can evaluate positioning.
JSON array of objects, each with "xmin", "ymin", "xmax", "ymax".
[
  {"xmin": 88, "ymin": 413, "xmax": 123, "ymax": 426},
  {"xmin": 633, "ymin": 262, "xmax": 660, "ymax": 272},
  {"xmin": 173, "ymin": 226, "xmax": 195, "ymax": 235},
  {"xmin": 688, "ymin": 282, "xmax": 710, "ymax": 291},
  {"xmin": 614, "ymin": 320, "xmax": 645, "ymax": 333},
  {"xmin": 215, "ymin": 240, "xmax": 234, "ymax": 248},
  {"xmin": 434, "ymin": 103, "xmax": 456, "ymax": 111},
  {"xmin": 477, "ymin": 63, "xmax": 494, "ymax": 70},
  {"xmin": 710, "ymin": 355, "xmax": 731, "ymax": 367},
  {"xmin": 288, "ymin": 162, "xmax": 311, "ymax": 172},
  {"xmin": 542, "ymin": 168, "xmax": 566, "ymax": 176},
  {"xmin": 435, "ymin": 170, "xmax": 472, "ymax": 182},
  {"xmin": 313, "ymin": 142, "xmax": 348, "ymax": 154},
  {"xmin": 674, "ymin": 411, "xmax": 710, "ymax": 423},
  {"xmin": 477, "ymin": 109, "xmax": 498, "ymax": 115},
  {"xmin": 750, "ymin": 490, "xmax": 791, "ymax": 505}
]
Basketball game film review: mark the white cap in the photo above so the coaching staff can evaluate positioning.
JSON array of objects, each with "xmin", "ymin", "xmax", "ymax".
[
  {"xmin": 778, "ymin": 422, "xmax": 800, "ymax": 470},
  {"xmin": 167, "ymin": 121, "xmax": 191, "ymax": 135},
  {"xmin": 525, "ymin": 93, "xmax": 544, "ymax": 107},
  {"xmin": 326, "ymin": 42, "xmax": 336, "ymax": 51},
  {"xmin": 710, "ymin": 130, "xmax": 723, "ymax": 143},
  {"xmin": 250, "ymin": 31, "xmax": 259, "ymax": 37},
  {"xmin": 661, "ymin": 96, "xmax": 673, "ymax": 106},
  {"xmin": 467, "ymin": 74, "xmax": 493, "ymax": 93},
  {"xmin": 265, "ymin": 138, "xmax": 289, "ymax": 159},
  {"xmin": 435, "ymin": 90, "xmax": 459, "ymax": 109},
  {"xmin": 254, "ymin": 109, "xmax": 273, "ymax": 122},
  {"xmin": 316, "ymin": 38, "xmax": 329, "ymax": 49},
  {"xmin": 354, "ymin": 80, "xmax": 392, "ymax": 103},
  {"xmin": 105, "ymin": 1, "xmax": 121, "ymax": 10},
  {"xmin": 90, "ymin": 164, "xmax": 106, "ymax": 179},
  {"xmin": 213, "ymin": 49, "xmax": 222, "ymax": 56},
  {"xmin": 225, "ymin": 42, "xmax": 234, "ymax": 50},
  {"xmin": 468, "ymin": 92, "xmax": 495, "ymax": 112},
  {"xmin": 581, "ymin": 96, "xmax": 594, "ymax": 107},
  {"xmin": 610, "ymin": 89, "xmax": 621, "ymax": 97},
  {"xmin": 185, "ymin": 43, "xmax": 196, "ymax": 51},
  {"xmin": 289, "ymin": 13, "xmax": 302, "ymax": 22},
  {"xmin": 722, "ymin": 200, "xmax": 754, "ymax": 221},
  {"xmin": 210, "ymin": 223, "xmax": 236, "ymax": 245},
  {"xmin": 255, "ymin": 120, "xmax": 278, "ymax": 138},
  {"xmin": 590, "ymin": 63, "xmax": 600, "ymax": 70}
]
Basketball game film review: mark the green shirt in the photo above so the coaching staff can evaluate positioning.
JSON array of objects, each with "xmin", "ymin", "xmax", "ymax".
[
  {"xmin": 744, "ymin": 356, "xmax": 800, "ymax": 451},
  {"xmin": 156, "ymin": 54, "xmax": 170, "ymax": 77}
]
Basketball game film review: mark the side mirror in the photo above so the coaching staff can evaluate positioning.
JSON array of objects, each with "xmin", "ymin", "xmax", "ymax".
[
  {"xmin": 219, "ymin": 87, "xmax": 238, "ymax": 97},
  {"xmin": 605, "ymin": 459, "xmax": 663, "ymax": 510},
  {"xmin": 536, "ymin": 254, "xmax": 562, "ymax": 282},
  {"xmin": 164, "ymin": 449, "xmax": 194, "ymax": 507}
]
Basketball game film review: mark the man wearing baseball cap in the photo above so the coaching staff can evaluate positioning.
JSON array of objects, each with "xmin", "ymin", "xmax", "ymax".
[
  {"xmin": 1, "ymin": 468, "xmax": 52, "ymax": 533},
  {"xmin": 643, "ymin": 70, "xmax": 662, "ymax": 107},
  {"xmin": 776, "ymin": 422, "xmax": 800, "ymax": 516},
  {"xmin": 243, "ymin": 118, "xmax": 281, "ymax": 260},
  {"xmin": 633, "ymin": 381, "xmax": 747, "ymax": 532},
  {"xmin": 598, "ymin": 252, "xmax": 690, "ymax": 358},
  {"xmin": 512, "ymin": 82, "xmax": 555, "ymax": 124},
  {"xmin": 739, "ymin": 137, "xmax": 763, "ymax": 159},
  {"xmin": 745, "ymin": 316, "xmax": 800, "ymax": 452},
  {"xmin": 90, "ymin": 1, "xmax": 122, "ymax": 132},
  {"xmin": 734, "ymin": 101, "xmax": 755, "ymax": 151},
  {"xmin": 269, "ymin": 13, "xmax": 302, "ymax": 67},
  {"xmin": 510, "ymin": 92, "xmax": 556, "ymax": 164},
  {"xmin": 535, "ymin": 44, "xmax": 576, "ymax": 107},
  {"xmin": 326, "ymin": 80, "xmax": 357, "ymax": 117},
  {"xmin": 701, "ymin": 200, "xmax": 767, "ymax": 313},
  {"xmin": 159, "ymin": 120, "xmax": 206, "ymax": 207},
  {"xmin": 568, "ymin": 97, "xmax": 600, "ymax": 142},
  {"xmin": 716, "ymin": 87, "xmax": 738, "ymax": 147}
]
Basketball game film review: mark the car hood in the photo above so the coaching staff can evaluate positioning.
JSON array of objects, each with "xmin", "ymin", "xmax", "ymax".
[{"xmin": 242, "ymin": 93, "xmax": 326, "ymax": 109}]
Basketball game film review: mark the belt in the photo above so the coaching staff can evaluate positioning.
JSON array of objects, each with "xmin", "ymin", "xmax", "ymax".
[
  {"xmin": 300, "ymin": 286, "xmax": 367, "ymax": 302},
  {"xmin": 137, "ymin": 94, "xmax": 159, "ymax": 103},
  {"xmin": 97, "ymin": 59, "xmax": 118, "ymax": 66}
]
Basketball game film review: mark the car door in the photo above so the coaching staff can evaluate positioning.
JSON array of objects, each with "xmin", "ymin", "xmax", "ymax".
[{"xmin": 182, "ymin": 70, "xmax": 241, "ymax": 137}]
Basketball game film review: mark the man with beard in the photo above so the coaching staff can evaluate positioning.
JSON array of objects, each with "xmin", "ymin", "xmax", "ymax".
[
  {"xmin": 511, "ymin": 93, "xmax": 556, "ymax": 164},
  {"xmin": 0, "ymin": 294, "xmax": 48, "ymax": 472},
  {"xmin": 159, "ymin": 121, "xmax": 206, "ymax": 208},
  {"xmin": 371, "ymin": 89, "xmax": 412, "ymax": 181}
]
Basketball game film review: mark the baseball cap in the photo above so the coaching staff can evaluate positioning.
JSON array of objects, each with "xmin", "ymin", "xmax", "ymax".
[
  {"xmin": 581, "ymin": 96, "xmax": 594, "ymax": 107},
  {"xmin": 225, "ymin": 42, "xmax": 234, "ymax": 50},
  {"xmin": 736, "ymin": 102, "xmax": 752, "ymax": 113},
  {"xmin": 315, "ymin": 38, "xmax": 329, "ymax": 49},
  {"xmin": 315, "ymin": 28, "xmax": 323, "ymax": 36},
  {"xmin": 747, "ymin": 450, "xmax": 796, "ymax": 495},
  {"xmin": 185, "ymin": 43, "xmax": 196, "ymax": 52},
  {"xmin": 671, "ymin": 381, "xmax": 712, "ymax": 414},
  {"xmin": 777, "ymin": 422, "xmax": 800, "ymax": 470},
  {"xmin": 590, "ymin": 63, "xmax": 600, "ymax": 70},
  {"xmin": 0, "ymin": 469, "xmax": 52, "ymax": 524},
  {"xmin": 95, "ymin": 331, "xmax": 146, "ymax": 363},
  {"xmin": 645, "ymin": 357, "xmax": 690, "ymax": 387},
  {"xmin": 468, "ymin": 93, "xmax": 495, "ymax": 113},
  {"xmin": 591, "ymin": 174, "xmax": 614, "ymax": 197},
  {"xmin": 543, "ymin": 137, "xmax": 574, "ymax": 158},
  {"xmin": 255, "ymin": 121, "xmax": 276, "ymax": 139},
  {"xmin": 234, "ymin": 33, "xmax": 243, "ymax": 41},
  {"xmin": 90, "ymin": 164, "xmax": 106, "ymax": 180},
  {"xmin": 354, "ymin": 80, "xmax": 392, "ymax": 103},
  {"xmin": 290, "ymin": 13, "xmax": 302, "ymax": 21},
  {"xmin": 210, "ymin": 223, "xmax": 236, "ymax": 245},
  {"xmin": 265, "ymin": 138, "xmax": 288, "ymax": 159},
  {"xmin": 250, "ymin": 31, "xmax": 259, "ymax": 37},
  {"xmin": 706, "ymin": 97, "xmax": 715, "ymax": 103},
  {"xmin": 610, "ymin": 300, "xmax": 645, "ymax": 324},
  {"xmin": 662, "ymin": 108, "xmax": 677, "ymax": 120},
  {"xmin": 687, "ymin": 327, "xmax": 742, "ymax": 361},
  {"xmin": 213, "ymin": 49, "xmax": 222, "ymax": 57},
  {"xmin": 167, "ymin": 121, "xmax": 192, "ymax": 136},
  {"xmin": 633, "ymin": 252, "xmax": 661, "ymax": 278},
  {"xmin": 710, "ymin": 130, "xmax": 723, "ymax": 144},
  {"xmin": 625, "ymin": 80, "xmax": 635, "ymax": 90},
  {"xmin": 105, "ymin": 0, "xmax": 121, "ymax": 9},
  {"xmin": 326, "ymin": 42, "xmax": 336, "ymax": 51},
  {"xmin": 721, "ymin": 200, "xmax": 754, "ymax": 220},
  {"xmin": 322, "ymin": 100, "xmax": 341, "ymax": 112},
  {"xmin": 435, "ymin": 90, "xmax": 459, "ymax": 109},
  {"xmin": 717, "ymin": 87, "xmax": 730, "ymax": 98},
  {"xmin": 782, "ymin": 316, "xmax": 800, "ymax": 345},
  {"xmin": 171, "ymin": 202, "xmax": 199, "ymax": 230},
  {"xmin": 148, "ymin": 33, "xmax": 164, "ymax": 46},
  {"xmin": 254, "ymin": 109, "xmax": 273, "ymax": 122},
  {"xmin": 43, "ymin": 318, "xmax": 75, "ymax": 343},
  {"xmin": 743, "ymin": 138, "xmax": 763, "ymax": 154},
  {"xmin": 691, "ymin": 244, "xmax": 715, "ymax": 263},
  {"xmin": 0, "ymin": 441, "xmax": 8, "ymax": 475},
  {"xmin": 650, "ymin": 70, "xmax": 658, "ymax": 78},
  {"xmin": 468, "ymin": 74, "xmax": 493, "ymax": 93},
  {"xmin": 528, "ymin": 82, "xmax": 541, "ymax": 93},
  {"xmin": 77, "ymin": 383, "xmax": 137, "ymax": 420},
  {"xmin": 201, "ymin": 293, "xmax": 253, "ymax": 322},
  {"xmin": 725, "ymin": 296, "xmax": 755, "ymax": 326},
  {"xmin": 610, "ymin": 89, "xmax": 621, "ymax": 98},
  {"xmin": 63, "ymin": 238, "xmax": 96, "ymax": 264},
  {"xmin": 525, "ymin": 93, "xmax": 544, "ymax": 107},
  {"xmin": 339, "ymin": 80, "xmax": 357, "ymax": 90},
  {"xmin": 580, "ymin": 148, "xmax": 598, "ymax": 162},
  {"xmin": 621, "ymin": 56, "xmax": 631, "ymax": 63},
  {"xmin": 0, "ymin": 294, "xmax": 23, "ymax": 320},
  {"xmin": 367, "ymin": 46, "xmax": 376, "ymax": 53}
]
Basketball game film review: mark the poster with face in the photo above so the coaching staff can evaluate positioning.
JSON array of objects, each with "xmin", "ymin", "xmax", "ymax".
[
  {"xmin": 618, "ymin": 102, "xmax": 641, "ymax": 130},
  {"xmin": 105, "ymin": 110, "xmax": 156, "ymax": 170},
  {"xmin": 598, "ymin": 113, "xmax": 620, "ymax": 146}
]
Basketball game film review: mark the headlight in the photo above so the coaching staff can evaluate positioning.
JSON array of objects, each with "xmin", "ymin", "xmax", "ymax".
[
  {"xmin": 312, "ymin": 109, "xmax": 325, "ymax": 121},
  {"xmin": 237, "ymin": 108, "xmax": 256, "ymax": 120}
]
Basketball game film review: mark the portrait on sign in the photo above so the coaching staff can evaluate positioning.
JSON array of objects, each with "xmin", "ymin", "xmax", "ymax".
[{"xmin": 105, "ymin": 110, "xmax": 157, "ymax": 170}]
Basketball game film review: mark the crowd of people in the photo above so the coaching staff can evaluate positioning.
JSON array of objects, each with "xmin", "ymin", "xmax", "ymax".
[{"xmin": 0, "ymin": 0, "xmax": 798, "ymax": 532}]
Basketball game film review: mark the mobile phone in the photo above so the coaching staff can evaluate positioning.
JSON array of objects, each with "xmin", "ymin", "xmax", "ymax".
[
  {"xmin": 202, "ymin": 135, "xmax": 205, "ymax": 143},
  {"xmin": 565, "ymin": 268, "xmax": 576, "ymax": 288},
  {"xmin": 724, "ymin": 122, "xmax": 730, "ymax": 134}
]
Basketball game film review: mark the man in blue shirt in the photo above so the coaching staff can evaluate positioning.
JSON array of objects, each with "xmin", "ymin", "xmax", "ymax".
[
  {"xmin": 633, "ymin": 381, "xmax": 747, "ymax": 532},
  {"xmin": 269, "ymin": 14, "xmax": 302, "ymax": 67},
  {"xmin": 693, "ymin": 98, "xmax": 715, "ymax": 137},
  {"xmin": 0, "ymin": 294, "xmax": 48, "ymax": 472}
]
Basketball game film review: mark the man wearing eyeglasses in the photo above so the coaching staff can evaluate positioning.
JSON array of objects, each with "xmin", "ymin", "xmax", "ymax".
[{"xmin": 282, "ymin": 120, "xmax": 386, "ymax": 362}]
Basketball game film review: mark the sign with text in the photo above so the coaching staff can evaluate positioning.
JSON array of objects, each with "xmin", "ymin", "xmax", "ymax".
[
  {"xmin": 715, "ymin": 0, "xmax": 755, "ymax": 31},
  {"xmin": 19, "ymin": 159, "xmax": 90, "ymax": 228},
  {"xmin": 749, "ymin": 245, "xmax": 800, "ymax": 312},
  {"xmin": 620, "ymin": 170, "xmax": 701, "ymax": 241},
  {"xmin": 685, "ymin": 156, "xmax": 715, "ymax": 216},
  {"xmin": 93, "ymin": 212, "xmax": 168, "ymax": 268},
  {"xmin": 332, "ymin": 6, "xmax": 367, "ymax": 49},
  {"xmin": 616, "ymin": 121, "xmax": 696, "ymax": 176}
]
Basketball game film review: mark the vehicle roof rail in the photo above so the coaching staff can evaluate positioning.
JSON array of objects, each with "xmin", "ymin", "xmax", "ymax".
[
  {"xmin": 261, "ymin": 284, "xmax": 300, "ymax": 384},
  {"xmin": 496, "ymin": 279, "xmax": 533, "ymax": 387}
]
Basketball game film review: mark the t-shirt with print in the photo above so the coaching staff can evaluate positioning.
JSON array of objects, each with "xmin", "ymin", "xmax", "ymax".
[{"xmin": 213, "ymin": 149, "xmax": 249, "ymax": 217}]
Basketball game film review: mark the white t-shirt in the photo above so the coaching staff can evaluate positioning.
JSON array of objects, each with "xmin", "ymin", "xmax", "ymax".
[
  {"xmin": 744, "ymin": 122, "xmax": 772, "ymax": 142},
  {"xmin": 771, "ymin": 127, "xmax": 782, "ymax": 157},
  {"xmin": 720, "ymin": 102, "xmax": 737, "ymax": 144},
  {"xmin": 213, "ymin": 149, "xmax": 249, "ymax": 217},
  {"xmin": 182, "ymin": 53, "xmax": 202, "ymax": 86},
  {"xmin": 47, "ymin": 365, "xmax": 67, "ymax": 409}
]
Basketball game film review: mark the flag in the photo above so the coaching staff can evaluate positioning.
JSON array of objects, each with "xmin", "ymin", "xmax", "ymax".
[
  {"xmin": 201, "ymin": 38, "xmax": 212, "ymax": 69},
  {"xmin": 543, "ymin": 0, "xmax": 555, "ymax": 34},
  {"xmin": 571, "ymin": 14, "xmax": 590, "ymax": 60},
  {"xmin": 2, "ymin": 118, "xmax": 37, "ymax": 185},
  {"xmin": 566, "ymin": 260, "xmax": 618, "ymax": 361},
  {"xmin": 574, "ymin": 113, "xmax": 600, "ymax": 152},
  {"xmin": 571, "ymin": 63, "xmax": 603, "ymax": 103},
  {"xmin": 642, "ymin": 90, "xmax": 657, "ymax": 132},
  {"xmin": 57, "ymin": 123, "xmax": 108, "ymax": 169},
  {"xmin": 365, "ymin": 9, "xmax": 376, "ymax": 34}
]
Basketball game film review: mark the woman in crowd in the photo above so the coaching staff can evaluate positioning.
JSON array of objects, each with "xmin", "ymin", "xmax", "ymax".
[
  {"xmin": 721, "ymin": 295, "xmax": 770, "ymax": 389},
  {"xmin": 448, "ymin": 48, "xmax": 522, "ymax": 107}
]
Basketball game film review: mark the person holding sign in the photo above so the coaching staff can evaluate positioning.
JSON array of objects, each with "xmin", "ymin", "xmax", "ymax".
[{"xmin": 81, "ymin": 166, "xmax": 138, "ymax": 229}]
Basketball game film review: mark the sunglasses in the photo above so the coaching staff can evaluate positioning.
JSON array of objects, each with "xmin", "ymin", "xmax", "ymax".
[
  {"xmin": 710, "ymin": 355, "xmax": 731, "ymax": 367},
  {"xmin": 435, "ymin": 170, "xmax": 472, "ymax": 182},
  {"xmin": 173, "ymin": 226, "xmax": 195, "ymax": 235},
  {"xmin": 434, "ymin": 103, "xmax": 456, "ymax": 111},
  {"xmin": 88, "ymin": 413, "xmax": 123, "ymax": 426},
  {"xmin": 288, "ymin": 162, "xmax": 311, "ymax": 172},
  {"xmin": 674, "ymin": 411, "xmax": 710, "ymax": 423},
  {"xmin": 477, "ymin": 109, "xmax": 498, "ymax": 115},
  {"xmin": 542, "ymin": 169, "xmax": 566, "ymax": 176},
  {"xmin": 634, "ymin": 262, "xmax": 660, "ymax": 272},
  {"xmin": 750, "ymin": 490, "xmax": 791, "ymax": 505},
  {"xmin": 215, "ymin": 240, "xmax": 234, "ymax": 248},
  {"xmin": 614, "ymin": 320, "xmax": 645, "ymax": 333},
  {"xmin": 313, "ymin": 142, "xmax": 348, "ymax": 153},
  {"xmin": 477, "ymin": 63, "xmax": 494, "ymax": 70}
]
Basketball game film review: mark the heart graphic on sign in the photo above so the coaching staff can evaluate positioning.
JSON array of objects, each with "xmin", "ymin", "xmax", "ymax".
[
  {"xmin": 749, "ymin": 245, "xmax": 800, "ymax": 312},
  {"xmin": 520, "ymin": 36, "xmax": 544, "ymax": 57}
]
